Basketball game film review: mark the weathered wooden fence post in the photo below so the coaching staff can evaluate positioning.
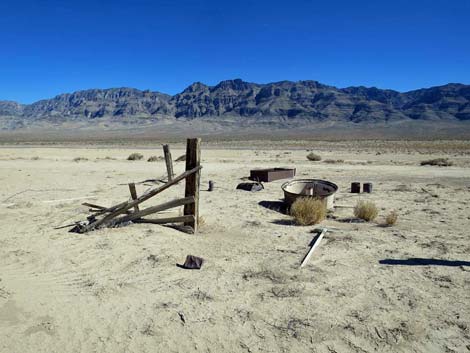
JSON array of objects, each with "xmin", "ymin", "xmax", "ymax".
[
  {"xmin": 162, "ymin": 144, "xmax": 174, "ymax": 181},
  {"xmin": 128, "ymin": 183, "xmax": 139, "ymax": 212},
  {"xmin": 183, "ymin": 138, "xmax": 201, "ymax": 233}
]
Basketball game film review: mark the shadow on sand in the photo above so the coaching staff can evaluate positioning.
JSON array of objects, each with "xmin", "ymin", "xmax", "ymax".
[
  {"xmin": 258, "ymin": 200, "xmax": 288, "ymax": 215},
  {"xmin": 379, "ymin": 258, "xmax": 470, "ymax": 267}
]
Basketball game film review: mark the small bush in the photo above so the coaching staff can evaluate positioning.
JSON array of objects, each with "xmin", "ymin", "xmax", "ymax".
[
  {"xmin": 73, "ymin": 157, "xmax": 88, "ymax": 162},
  {"xmin": 420, "ymin": 158, "xmax": 452, "ymax": 167},
  {"xmin": 147, "ymin": 155, "xmax": 162, "ymax": 162},
  {"xmin": 385, "ymin": 210, "xmax": 398, "ymax": 226},
  {"xmin": 175, "ymin": 154, "xmax": 186, "ymax": 162},
  {"xmin": 198, "ymin": 216, "xmax": 206, "ymax": 228},
  {"xmin": 127, "ymin": 153, "xmax": 144, "ymax": 161},
  {"xmin": 31, "ymin": 156, "xmax": 40, "ymax": 160},
  {"xmin": 290, "ymin": 198, "xmax": 326, "ymax": 226},
  {"xmin": 306, "ymin": 152, "xmax": 322, "ymax": 161},
  {"xmin": 354, "ymin": 201, "xmax": 378, "ymax": 221}
]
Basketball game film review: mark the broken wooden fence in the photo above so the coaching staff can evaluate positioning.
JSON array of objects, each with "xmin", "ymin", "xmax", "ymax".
[{"xmin": 72, "ymin": 138, "xmax": 201, "ymax": 234}]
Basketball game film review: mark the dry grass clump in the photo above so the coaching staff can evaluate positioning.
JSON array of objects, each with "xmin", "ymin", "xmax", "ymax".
[
  {"xmin": 354, "ymin": 201, "xmax": 378, "ymax": 221},
  {"xmin": 198, "ymin": 216, "xmax": 206, "ymax": 228},
  {"xmin": 147, "ymin": 155, "xmax": 162, "ymax": 162},
  {"xmin": 384, "ymin": 210, "xmax": 398, "ymax": 226},
  {"xmin": 31, "ymin": 156, "xmax": 40, "ymax": 160},
  {"xmin": 420, "ymin": 158, "xmax": 453, "ymax": 167},
  {"xmin": 306, "ymin": 152, "xmax": 322, "ymax": 161},
  {"xmin": 175, "ymin": 154, "xmax": 186, "ymax": 162},
  {"xmin": 127, "ymin": 153, "xmax": 144, "ymax": 161},
  {"xmin": 73, "ymin": 157, "xmax": 88, "ymax": 162},
  {"xmin": 290, "ymin": 198, "xmax": 326, "ymax": 226},
  {"xmin": 323, "ymin": 159, "xmax": 344, "ymax": 164}
]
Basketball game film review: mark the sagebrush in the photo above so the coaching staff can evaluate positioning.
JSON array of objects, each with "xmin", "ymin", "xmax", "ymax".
[
  {"xmin": 147, "ymin": 155, "xmax": 162, "ymax": 162},
  {"xmin": 127, "ymin": 153, "xmax": 144, "ymax": 161},
  {"xmin": 354, "ymin": 201, "xmax": 378, "ymax": 221},
  {"xmin": 306, "ymin": 152, "xmax": 321, "ymax": 161},
  {"xmin": 290, "ymin": 197, "xmax": 326, "ymax": 226},
  {"xmin": 385, "ymin": 210, "xmax": 398, "ymax": 226}
]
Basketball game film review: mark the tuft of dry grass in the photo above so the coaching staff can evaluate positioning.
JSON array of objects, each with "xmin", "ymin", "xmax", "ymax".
[
  {"xmin": 354, "ymin": 201, "xmax": 378, "ymax": 221},
  {"xmin": 384, "ymin": 210, "xmax": 398, "ymax": 226},
  {"xmin": 306, "ymin": 152, "xmax": 321, "ymax": 161},
  {"xmin": 73, "ymin": 157, "xmax": 88, "ymax": 162},
  {"xmin": 420, "ymin": 158, "xmax": 453, "ymax": 167},
  {"xmin": 127, "ymin": 153, "xmax": 144, "ymax": 161},
  {"xmin": 198, "ymin": 216, "xmax": 206, "ymax": 228},
  {"xmin": 290, "ymin": 197, "xmax": 326, "ymax": 226},
  {"xmin": 147, "ymin": 155, "xmax": 162, "ymax": 162},
  {"xmin": 31, "ymin": 156, "xmax": 40, "ymax": 160}
]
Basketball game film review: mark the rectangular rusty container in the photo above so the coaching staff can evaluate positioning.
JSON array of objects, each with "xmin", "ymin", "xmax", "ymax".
[{"xmin": 249, "ymin": 168, "xmax": 296, "ymax": 182}]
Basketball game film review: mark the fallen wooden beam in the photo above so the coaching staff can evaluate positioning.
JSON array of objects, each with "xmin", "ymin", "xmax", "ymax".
[
  {"xmin": 134, "ymin": 215, "xmax": 195, "ymax": 225},
  {"xmin": 82, "ymin": 202, "xmax": 107, "ymax": 210},
  {"xmin": 300, "ymin": 228, "xmax": 327, "ymax": 268},
  {"xmin": 112, "ymin": 196, "xmax": 195, "ymax": 225},
  {"xmin": 83, "ymin": 201, "xmax": 132, "ymax": 215},
  {"xmin": 79, "ymin": 165, "xmax": 202, "ymax": 232}
]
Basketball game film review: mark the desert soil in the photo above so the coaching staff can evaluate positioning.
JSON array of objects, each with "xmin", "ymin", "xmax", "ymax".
[{"xmin": 0, "ymin": 141, "xmax": 469, "ymax": 353}]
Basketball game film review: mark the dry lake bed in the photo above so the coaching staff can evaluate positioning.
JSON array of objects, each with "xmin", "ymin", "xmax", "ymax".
[{"xmin": 1, "ymin": 140, "xmax": 469, "ymax": 353}]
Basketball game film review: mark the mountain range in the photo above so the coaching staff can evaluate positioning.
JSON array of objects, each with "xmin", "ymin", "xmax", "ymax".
[{"xmin": 1, "ymin": 79, "xmax": 470, "ymax": 128}]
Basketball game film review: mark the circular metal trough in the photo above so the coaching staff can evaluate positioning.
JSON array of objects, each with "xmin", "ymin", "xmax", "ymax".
[{"xmin": 281, "ymin": 179, "xmax": 339, "ymax": 210}]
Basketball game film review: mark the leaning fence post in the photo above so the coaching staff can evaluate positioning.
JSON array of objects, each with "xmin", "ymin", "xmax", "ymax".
[
  {"xmin": 163, "ymin": 144, "xmax": 174, "ymax": 181},
  {"xmin": 128, "ymin": 183, "xmax": 139, "ymax": 212},
  {"xmin": 183, "ymin": 138, "xmax": 201, "ymax": 233}
]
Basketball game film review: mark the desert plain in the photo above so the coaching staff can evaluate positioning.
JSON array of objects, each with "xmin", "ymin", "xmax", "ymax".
[{"xmin": 0, "ymin": 139, "xmax": 469, "ymax": 353}]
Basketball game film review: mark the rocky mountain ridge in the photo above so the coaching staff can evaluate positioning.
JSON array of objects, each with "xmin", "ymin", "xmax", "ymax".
[{"xmin": 1, "ymin": 80, "xmax": 469, "ymax": 123}]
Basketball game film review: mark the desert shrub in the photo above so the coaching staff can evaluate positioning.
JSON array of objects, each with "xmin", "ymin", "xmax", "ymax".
[
  {"xmin": 306, "ymin": 152, "xmax": 322, "ymax": 161},
  {"xmin": 31, "ymin": 156, "xmax": 40, "ymax": 160},
  {"xmin": 354, "ymin": 201, "xmax": 378, "ymax": 221},
  {"xmin": 127, "ymin": 153, "xmax": 144, "ymax": 161},
  {"xmin": 73, "ymin": 157, "xmax": 88, "ymax": 162},
  {"xmin": 420, "ymin": 158, "xmax": 452, "ymax": 167},
  {"xmin": 323, "ymin": 159, "xmax": 344, "ymax": 164},
  {"xmin": 385, "ymin": 210, "xmax": 398, "ymax": 226},
  {"xmin": 198, "ymin": 216, "xmax": 206, "ymax": 228},
  {"xmin": 147, "ymin": 155, "xmax": 162, "ymax": 162},
  {"xmin": 175, "ymin": 154, "xmax": 186, "ymax": 162},
  {"xmin": 290, "ymin": 198, "xmax": 326, "ymax": 226}
]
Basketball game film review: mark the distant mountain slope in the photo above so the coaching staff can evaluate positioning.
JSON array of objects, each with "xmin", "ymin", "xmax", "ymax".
[
  {"xmin": 1, "ymin": 80, "xmax": 469, "ymax": 125},
  {"xmin": 0, "ymin": 100, "xmax": 24, "ymax": 116},
  {"xmin": 22, "ymin": 88, "xmax": 173, "ymax": 120}
]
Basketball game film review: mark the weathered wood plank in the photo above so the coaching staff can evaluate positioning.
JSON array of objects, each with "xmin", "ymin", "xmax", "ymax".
[
  {"xmin": 82, "ymin": 202, "xmax": 107, "ymax": 210},
  {"xmin": 113, "ymin": 196, "xmax": 195, "ymax": 225},
  {"xmin": 163, "ymin": 144, "xmax": 174, "ymax": 181},
  {"xmin": 134, "ymin": 215, "xmax": 195, "ymax": 225},
  {"xmin": 183, "ymin": 138, "xmax": 201, "ymax": 232},
  {"xmin": 128, "ymin": 183, "xmax": 139, "ymax": 212}
]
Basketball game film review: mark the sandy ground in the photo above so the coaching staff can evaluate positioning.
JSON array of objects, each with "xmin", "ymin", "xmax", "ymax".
[{"xmin": 0, "ymin": 142, "xmax": 469, "ymax": 353}]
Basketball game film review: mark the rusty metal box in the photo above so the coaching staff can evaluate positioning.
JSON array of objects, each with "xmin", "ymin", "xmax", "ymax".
[{"xmin": 249, "ymin": 168, "xmax": 296, "ymax": 182}]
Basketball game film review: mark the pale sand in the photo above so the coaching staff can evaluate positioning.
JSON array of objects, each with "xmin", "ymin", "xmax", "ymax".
[{"xmin": 0, "ymin": 143, "xmax": 469, "ymax": 352}]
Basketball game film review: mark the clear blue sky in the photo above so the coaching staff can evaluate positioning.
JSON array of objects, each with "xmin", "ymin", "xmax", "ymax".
[{"xmin": 1, "ymin": 0, "xmax": 469, "ymax": 103}]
